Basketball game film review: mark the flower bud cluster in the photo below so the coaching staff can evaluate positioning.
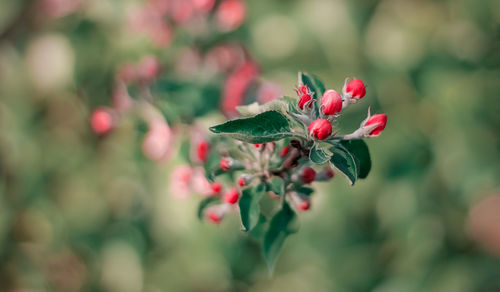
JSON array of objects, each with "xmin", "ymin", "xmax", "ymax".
[{"xmin": 293, "ymin": 78, "xmax": 387, "ymax": 141}]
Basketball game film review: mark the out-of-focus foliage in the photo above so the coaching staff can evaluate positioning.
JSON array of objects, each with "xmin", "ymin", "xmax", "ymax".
[{"xmin": 0, "ymin": 0, "xmax": 499, "ymax": 291}]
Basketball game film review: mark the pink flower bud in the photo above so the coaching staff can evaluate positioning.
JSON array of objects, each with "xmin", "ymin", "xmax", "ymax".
[
  {"xmin": 321, "ymin": 89, "xmax": 343, "ymax": 115},
  {"xmin": 207, "ymin": 211, "xmax": 223, "ymax": 224},
  {"xmin": 365, "ymin": 114, "xmax": 387, "ymax": 136},
  {"xmin": 210, "ymin": 182, "xmax": 222, "ymax": 194},
  {"xmin": 142, "ymin": 121, "xmax": 172, "ymax": 162},
  {"xmin": 196, "ymin": 141, "xmax": 210, "ymax": 162},
  {"xmin": 308, "ymin": 119, "xmax": 332, "ymax": 140},
  {"xmin": 169, "ymin": 165, "xmax": 192, "ymax": 199},
  {"xmin": 90, "ymin": 108, "xmax": 114, "ymax": 136},
  {"xmin": 216, "ymin": 0, "xmax": 246, "ymax": 31},
  {"xmin": 205, "ymin": 205, "xmax": 227, "ymax": 224},
  {"xmin": 345, "ymin": 79, "xmax": 366, "ymax": 99},
  {"xmin": 220, "ymin": 157, "xmax": 232, "ymax": 171},
  {"xmin": 237, "ymin": 174, "xmax": 253, "ymax": 187},
  {"xmin": 224, "ymin": 188, "xmax": 240, "ymax": 204},
  {"xmin": 301, "ymin": 167, "xmax": 316, "ymax": 184}
]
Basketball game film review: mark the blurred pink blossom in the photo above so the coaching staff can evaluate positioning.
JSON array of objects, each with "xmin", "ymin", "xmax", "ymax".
[
  {"xmin": 41, "ymin": 0, "xmax": 83, "ymax": 19},
  {"xmin": 222, "ymin": 61, "xmax": 259, "ymax": 116},
  {"xmin": 216, "ymin": 0, "xmax": 246, "ymax": 31},
  {"xmin": 169, "ymin": 165, "xmax": 193, "ymax": 199},
  {"xmin": 257, "ymin": 81, "xmax": 283, "ymax": 104},
  {"xmin": 142, "ymin": 120, "xmax": 172, "ymax": 162},
  {"xmin": 467, "ymin": 195, "xmax": 500, "ymax": 258}
]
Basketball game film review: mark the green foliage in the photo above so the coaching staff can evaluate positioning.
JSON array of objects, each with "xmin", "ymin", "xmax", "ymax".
[
  {"xmin": 330, "ymin": 145, "xmax": 358, "ymax": 185},
  {"xmin": 239, "ymin": 183, "xmax": 266, "ymax": 231},
  {"xmin": 268, "ymin": 176, "xmax": 285, "ymax": 196},
  {"xmin": 340, "ymin": 139, "xmax": 371, "ymax": 179},
  {"xmin": 263, "ymin": 202, "xmax": 298, "ymax": 273},
  {"xmin": 310, "ymin": 143, "xmax": 330, "ymax": 164},
  {"xmin": 209, "ymin": 111, "xmax": 293, "ymax": 143}
]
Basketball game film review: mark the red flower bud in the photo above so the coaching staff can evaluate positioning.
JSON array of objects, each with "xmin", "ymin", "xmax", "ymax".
[
  {"xmin": 346, "ymin": 79, "xmax": 366, "ymax": 99},
  {"xmin": 220, "ymin": 157, "xmax": 232, "ymax": 171},
  {"xmin": 210, "ymin": 182, "xmax": 222, "ymax": 194},
  {"xmin": 196, "ymin": 141, "xmax": 210, "ymax": 162},
  {"xmin": 301, "ymin": 167, "xmax": 316, "ymax": 184},
  {"xmin": 308, "ymin": 119, "xmax": 332, "ymax": 140},
  {"xmin": 290, "ymin": 192, "xmax": 311, "ymax": 211},
  {"xmin": 280, "ymin": 146, "xmax": 290, "ymax": 157},
  {"xmin": 365, "ymin": 114, "xmax": 387, "ymax": 136},
  {"xmin": 90, "ymin": 108, "xmax": 113, "ymax": 136},
  {"xmin": 324, "ymin": 167, "xmax": 335, "ymax": 179},
  {"xmin": 224, "ymin": 188, "xmax": 240, "ymax": 204},
  {"xmin": 296, "ymin": 85, "xmax": 313, "ymax": 110},
  {"xmin": 238, "ymin": 177, "xmax": 246, "ymax": 187},
  {"xmin": 207, "ymin": 211, "xmax": 223, "ymax": 224},
  {"xmin": 321, "ymin": 89, "xmax": 343, "ymax": 115},
  {"xmin": 299, "ymin": 201, "xmax": 311, "ymax": 211}
]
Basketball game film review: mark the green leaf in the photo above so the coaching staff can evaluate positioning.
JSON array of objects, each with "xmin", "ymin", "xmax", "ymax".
[
  {"xmin": 269, "ymin": 176, "xmax": 285, "ymax": 196},
  {"xmin": 309, "ymin": 143, "xmax": 331, "ymax": 164},
  {"xmin": 295, "ymin": 186, "xmax": 314, "ymax": 196},
  {"xmin": 209, "ymin": 111, "xmax": 293, "ymax": 144},
  {"xmin": 311, "ymin": 74, "xmax": 326, "ymax": 95},
  {"xmin": 263, "ymin": 202, "xmax": 298, "ymax": 273},
  {"xmin": 249, "ymin": 215, "xmax": 268, "ymax": 240},
  {"xmin": 340, "ymin": 139, "xmax": 371, "ymax": 179},
  {"xmin": 330, "ymin": 145, "xmax": 358, "ymax": 185},
  {"xmin": 197, "ymin": 197, "xmax": 219, "ymax": 220},
  {"xmin": 239, "ymin": 184, "xmax": 266, "ymax": 232}
]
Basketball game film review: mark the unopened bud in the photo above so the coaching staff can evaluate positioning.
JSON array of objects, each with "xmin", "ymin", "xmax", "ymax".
[
  {"xmin": 90, "ymin": 107, "xmax": 114, "ymax": 136},
  {"xmin": 364, "ymin": 114, "xmax": 387, "ymax": 136},
  {"xmin": 196, "ymin": 141, "xmax": 210, "ymax": 162},
  {"xmin": 224, "ymin": 188, "xmax": 240, "ymax": 204},
  {"xmin": 316, "ymin": 167, "xmax": 335, "ymax": 181},
  {"xmin": 237, "ymin": 174, "xmax": 253, "ymax": 187},
  {"xmin": 290, "ymin": 192, "xmax": 311, "ymax": 211},
  {"xmin": 210, "ymin": 182, "xmax": 223, "ymax": 194},
  {"xmin": 300, "ymin": 167, "xmax": 316, "ymax": 184},
  {"xmin": 321, "ymin": 89, "xmax": 343, "ymax": 115},
  {"xmin": 308, "ymin": 119, "xmax": 332, "ymax": 140}
]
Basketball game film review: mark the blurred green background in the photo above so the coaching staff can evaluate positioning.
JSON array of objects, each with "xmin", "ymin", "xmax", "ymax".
[{"xmin": 1, "ymin": 0, "xmax": 500, "ymax": 291}]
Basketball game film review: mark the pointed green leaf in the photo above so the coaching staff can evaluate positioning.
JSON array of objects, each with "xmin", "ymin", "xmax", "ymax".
[
  {"xmin": 309, "ymin": 143, "xmax": 331, "ymax": 164},
  {"xmin": 197, "ymin": 196, "xmax": 220, "ymax": 220},
  {"xmin": 340, "ymin": 139, "xmax": 371, "ymax": 179},
  {"xmin": 269, "ymin": 176, "xmax": 285, "ymax": 196},
  {"xmin": 239, "ymin": 184, "xmax": 266, "ymax": 232},
  {"xmin": 209, "ymin": 111, "xmax": 293, "ymax": 144},
  {"xmin": 330, "ymin": 145, "xmax": 358, "ymax": 185},
  {"xmin": 263, "ymin": 202, "xmax": 298, "ymax": 273},
  {"xmin": 295, "ymin": 186, "xmax": 314, "ymax": 197}
]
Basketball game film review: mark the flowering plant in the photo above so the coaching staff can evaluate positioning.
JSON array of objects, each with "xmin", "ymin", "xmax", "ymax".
[{"xmin": 196, "ymin": 72, "xmax": 387, "ymax": 271}]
